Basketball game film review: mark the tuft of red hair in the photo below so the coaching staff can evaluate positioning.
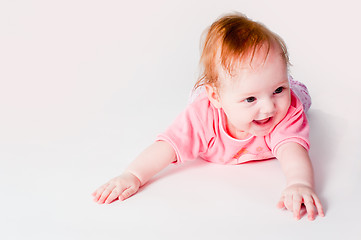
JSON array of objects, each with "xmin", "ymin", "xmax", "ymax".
[{"xmin": 194, "ymin": 12, "xmax": 289, "ymax": 90}]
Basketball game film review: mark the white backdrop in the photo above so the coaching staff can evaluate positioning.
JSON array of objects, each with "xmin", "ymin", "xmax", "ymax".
[{"xmin": 1, "ymin": 0, "xmax": 360, "ymax": 239}]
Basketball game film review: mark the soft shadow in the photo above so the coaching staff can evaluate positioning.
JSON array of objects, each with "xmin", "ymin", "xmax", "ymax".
[{"xmin": 307, "ymin": 109, "xmax": 346, "ymax": 213}]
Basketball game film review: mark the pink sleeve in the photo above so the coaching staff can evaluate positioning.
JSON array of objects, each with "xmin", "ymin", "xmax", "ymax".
[
  {"xmin": 156, "ymin": 99, "xmax": 211, "ymax": 164},
  {"xmin": 267, "ymin": 95, "xmax": 310, "ymax": 156}
]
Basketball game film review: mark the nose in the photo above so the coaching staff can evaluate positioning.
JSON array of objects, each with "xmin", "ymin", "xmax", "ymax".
[{"xmin": 259, "ymin": 98, "xmax": 276, "ymax": 116}]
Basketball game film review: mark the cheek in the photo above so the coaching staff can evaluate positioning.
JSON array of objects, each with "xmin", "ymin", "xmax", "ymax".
[
  {"xmin": 277, "ymin": 96, "xmax": 291, "ymax": 115},
  {"xmin": 232, "ymin": 108, "xmax": 255, "ymax": 124}
]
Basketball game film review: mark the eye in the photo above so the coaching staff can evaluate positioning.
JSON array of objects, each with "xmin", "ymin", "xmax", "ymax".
[
  {"xmin": 274, "ymin": 87, "xmax": 284, "ymax": 94},
  {"xmin": 244, "ymin": 97, "xmax": 256, "ymax": 103}
]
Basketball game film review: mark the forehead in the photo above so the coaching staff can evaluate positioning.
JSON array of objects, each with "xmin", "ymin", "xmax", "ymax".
[{"xmin": 217, "ymin": 44, "xmax": 288, "ymax": 89}]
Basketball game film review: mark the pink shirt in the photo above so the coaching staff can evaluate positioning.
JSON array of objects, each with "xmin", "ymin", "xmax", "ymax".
[{"xmin": 157, "ymin": 90, "xmax": 309, "ymax": 165}]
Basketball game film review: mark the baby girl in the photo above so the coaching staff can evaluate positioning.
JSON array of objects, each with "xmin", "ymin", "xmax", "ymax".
[{"xmin": 92, "ymin": 12, "xmax": 325, "ymax": 221}]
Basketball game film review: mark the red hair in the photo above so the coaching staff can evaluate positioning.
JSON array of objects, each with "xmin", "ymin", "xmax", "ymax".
[{"xmin": 194, "ymin": 12, "xmax": 289, "ymax": 90}]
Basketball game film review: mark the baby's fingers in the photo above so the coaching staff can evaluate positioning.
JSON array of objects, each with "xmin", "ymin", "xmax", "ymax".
[
  {"xmin": 97, "ymin": 185, "xmax": 115, "ymax": 204},
  {"xmin": 293, "ymin": 195, "xmax": 302, "ymax": 220},
  {"xmin": 312, "ymin": 194, "xmax": 325, "ymax": 217},
  {"xmin": 284, "ymin": 194, "xmax": 293, "ymax": 211},
  {"xmin": 105, "ymin": 187, "xmax": 123, "ymax": 204},
  {"xmin": 93, "ymin": 184, "xmax": 108, "ymax": 202},
  {"xmin": 119, "ymin": 186, "xmax": 138, "ymax": 201},
  {"xmin": 277, "ymin": 197, "xmax": 285, "ymax": 209},
  {"xmin": 303, "ymin": 195, "xmax": 316, "ymax": 221}
]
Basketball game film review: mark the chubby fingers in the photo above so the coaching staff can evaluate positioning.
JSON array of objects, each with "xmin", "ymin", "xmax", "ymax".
[
  {"xmin": 312, "ymin": 194, "xmax": 325, "ymax": 217},
  {"xmin": 100, "ymin": 184, "xmax": 134, "ymax": 204},
  {"xmin": 292, "ymin": 195, "xmax": 302, "ymax": 220},
  {"xmin": 278, "ymin": 194, "xmax": 303, "ymax": 220},
  {"xmin": 105, "ymin": 187, "xmax": 122, "ymax": 204},
  {"xmin": 277, "ymin": 196, "xmax": 285, "ymax": 209},
  {"xmin": 119, "ymin": 186, "xmax": 138, "ymax": 201},
  {"xmin": 277, "ymin": 190, "xmax": 325, "ymax": 220},
  {"xmin": 93, "ymin": 184, "xmax": 109, "ymax": 202},
  {"xmin": 303, "ymin": 195, "xmax": 316, "ymax": 220},
  {"xmin": 278, "ymin": 194, "xmax": 295, "ymax": 211},
  {"xmin": 285, "ymin": 194, "xmax": 293, "ymax": 211},
  {"xmin": 303, "ymin": 194, "xmax": 325, "ymax": 220},
  {"xmin": 93, "ymin": 184, "xmax": 137, "ymax": 204},
  {"xmin": 97, "ymin": 184, "xmax": 117, "ymax": 204}
]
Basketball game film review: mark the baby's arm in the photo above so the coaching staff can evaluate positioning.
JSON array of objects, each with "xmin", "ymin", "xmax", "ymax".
[
  {"xmin": 92, "ymin": 140, "xmax": 176, "ymax": 204},
  {"xmin": 276, "ymin": 142, "xmax": 325, "ymax": 220}
]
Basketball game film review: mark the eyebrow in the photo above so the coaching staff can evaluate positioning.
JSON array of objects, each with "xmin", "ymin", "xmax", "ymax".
[{"xmin": 237, "ymin": 78, "xmax": 289, "ymax": 99}]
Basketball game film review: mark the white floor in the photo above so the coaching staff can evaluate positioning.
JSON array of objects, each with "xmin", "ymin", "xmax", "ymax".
[{"xmin": 1, "ymin": 1, "xmax": 360, "ymax": 239}]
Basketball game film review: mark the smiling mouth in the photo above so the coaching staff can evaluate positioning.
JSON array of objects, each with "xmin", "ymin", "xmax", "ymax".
[{"xmin": 253, "ymin": 117, "xmax": 272, "ymax": 125}]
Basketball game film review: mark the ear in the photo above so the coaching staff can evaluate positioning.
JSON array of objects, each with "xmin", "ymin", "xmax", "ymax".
[{"xmin": 205, "ymin": 84, "xmax": 222, "ymax": 109}]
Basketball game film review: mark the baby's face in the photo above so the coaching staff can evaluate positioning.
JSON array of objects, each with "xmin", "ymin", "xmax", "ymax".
[{"xmin": 213, "ymin": 45, "xmax": 291, "ymax": 139}]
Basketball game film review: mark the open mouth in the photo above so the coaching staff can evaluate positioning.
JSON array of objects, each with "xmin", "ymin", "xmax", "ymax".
[{"xmin": 253, "ymin": 117, "xmax": 272, "ymax": 125}]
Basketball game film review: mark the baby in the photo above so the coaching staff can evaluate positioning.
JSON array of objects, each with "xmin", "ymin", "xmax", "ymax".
[{"xmin": 92, "ymin": 12, "xmax": 325, "ymax": 221}]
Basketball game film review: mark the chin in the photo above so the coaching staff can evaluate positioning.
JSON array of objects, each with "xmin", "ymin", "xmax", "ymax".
[{"xmin": 252, "ymin": 128, "xmax": 272, "ymax": 137}]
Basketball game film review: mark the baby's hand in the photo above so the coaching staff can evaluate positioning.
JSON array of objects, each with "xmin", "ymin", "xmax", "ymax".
[
  {"xmin": 277, "ymin": 184, "xmax": 325, "ymax": 221},
  {"xmin": 92, "ymin": 171, "xmax": 141, "ymax": 204}
]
